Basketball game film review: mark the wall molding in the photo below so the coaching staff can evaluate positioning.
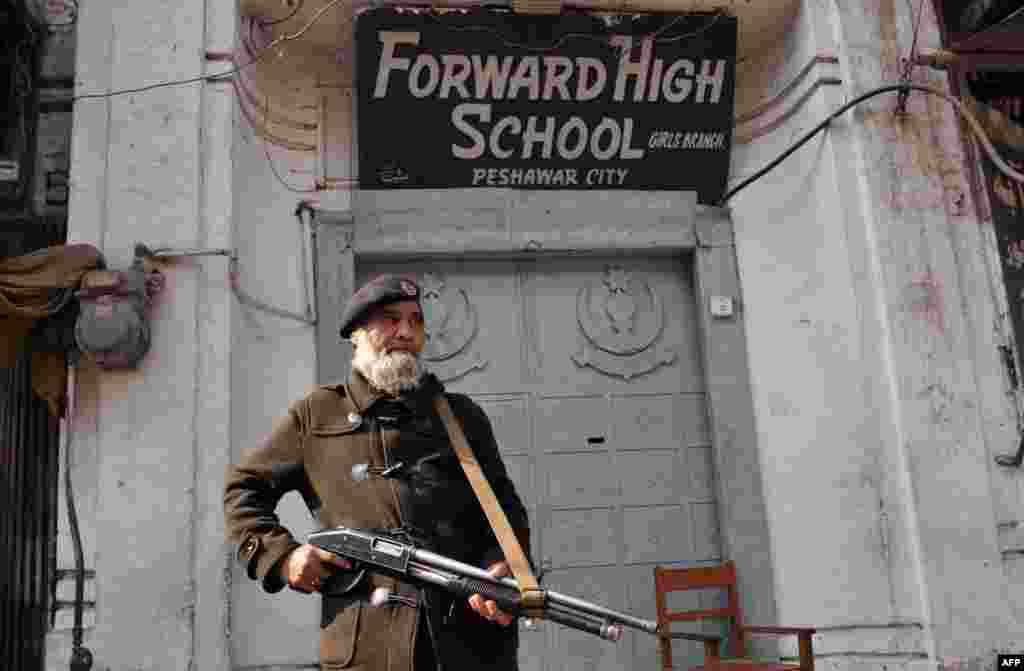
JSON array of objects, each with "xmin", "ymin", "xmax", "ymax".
[
  {"xmin": 347, "ymin": 189, "xmax": 702, "ymax": 257},
  {"xmin": 734, "ymin": 53, "xmax": 843, "ymax": 144}
]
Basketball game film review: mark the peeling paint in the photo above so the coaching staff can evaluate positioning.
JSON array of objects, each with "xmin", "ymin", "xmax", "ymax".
[
  {"xmin": 1006, "ymin": 241, "xmax": 1024, "ymax": 271},
  {"xmin": 915, "ymin": 382, "xmax": 954, "ymax": 426},
  {"xmin": 863, "ymin": 108, "xmax": 969, "ymax": 212},
  {"xmin": 992, "ymin": 160, "xmax": 1024, "ymax": 211},
  {"xmin": 856, "ymin": 71, "xmax": 969, "ymax": 215},
  {"xmin": 875, "ymin": 0, "xmax": 902, "ymax": 82},
  {"xmin": 878, "ymin": 495, "xmax": 891, "ymax": 564},
  {"xmin": 906, "ymin": 271, "xmax": 945, "ymax": 334}
]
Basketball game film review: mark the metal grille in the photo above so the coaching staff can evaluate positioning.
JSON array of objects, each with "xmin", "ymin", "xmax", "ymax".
[{"xmin": 0, "ymin": 343, "xmax": 61, "ymax": 670}]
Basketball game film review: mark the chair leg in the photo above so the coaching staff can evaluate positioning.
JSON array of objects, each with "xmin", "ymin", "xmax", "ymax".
[
  {"xmin": 659, "ymin": 636, "xmax": 674, "ymax": 671},
  {"xmin": 704, "ymin": 639, "xmax": 721, "ymax": 661},
  {"xmin": 797, "ymin": 633, "xmax": 814, "ymax": 671}
]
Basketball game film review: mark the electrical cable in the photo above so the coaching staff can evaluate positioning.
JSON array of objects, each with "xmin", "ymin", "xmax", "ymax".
[
  {"xmin": 219, "ymin": 205, "xmax": 320, "ymax": 326},
  {"xmin": 906, "ymin": 0, "xmax": 926, "ymax": 75},
  {"xmin": 295, "ymin": 200, "xmax": 317, "ymax": 322},
  {"xmin": 420, "ymin": 7, "xmax": 724, "ymax": 53},
  {"xmin": 53, "ymin": 3, "xmax": 1024, "ymax": 206},
  {"xmin": 70, "ymin": 0, "xmax": 345, "ymax": 102},
  {"xmin": 245, "ymin": 82, "xmax": 1024, "ymax": 199},
  {"xmin": 235, "ymin": 10, "xmax": 357, "ymax": 193},
  {"xmin": 896, "ymin": 0, "xmax": 926, "ymax": 113},
  {"xmin": 260, "ymin": 141, "xmax": 319, "ymax": 193},
  {"xmin": 258, "ymin": 0, "xmax": 304, "ymax": 26},
  {"xmin": 963, "ymin": 5, "xmax": 1024, "ymax": 42},
  {"xmin": 62, "ymin": 356, "xmax": 94, "ymax": 671},
  {"xmin": 228, "ymin": 258, "xmax": 317, "ymax": 325},
  {"xmin": 72, "ymin": 65, "xmax": 249, "ymax": 102},
  {"xmin": 719, "ymin": 83, "xmax": 1024, "ymax": 206},
  {"xmin": 648, "ymin": 11, "xmax": 724, "ymax": 44},
  {"xmin": 255, "ymin": 91, "xmax": 319, "ymax": 193}
]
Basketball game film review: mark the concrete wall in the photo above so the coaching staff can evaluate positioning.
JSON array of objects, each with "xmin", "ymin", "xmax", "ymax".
[
  {"xmin": 48, "ymin": 0, "xmax": 237, "ymax": 668},
  {"xmin": 729, "ymin": 1, "xmax": 1023, "ymax": 670},
  {"xmin": 227, "ymin": 76, "xmax": 338, "ymax": 671},
  {"xmin": 730, "ymin": 4, "xmax": 933, "ymax": 667},
  {"xmin": 50, "ymin": 0, "xmax": 1023, "ymax": 669}
]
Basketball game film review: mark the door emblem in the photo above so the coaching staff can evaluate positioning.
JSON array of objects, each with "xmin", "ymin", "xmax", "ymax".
[
  {"xmin": 572, "ymin": 266, "xmax": 677, "ymax": 380},
  {"xmin": 420, "ymin": 272, "xmax": 487, "ymax": 382}
]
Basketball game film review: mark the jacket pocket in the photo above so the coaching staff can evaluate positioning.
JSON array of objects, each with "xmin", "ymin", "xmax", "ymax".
[
  {"xmin": 308, "ymin": 420, "xmax": 367, "ymax": 483},
  {"xmin": 320, "ymin": 597, "xmax": 361, "ymax": 667},
  {"xmin": 310, "ymin": 418, "xmax": 361, "ymax": 437}
]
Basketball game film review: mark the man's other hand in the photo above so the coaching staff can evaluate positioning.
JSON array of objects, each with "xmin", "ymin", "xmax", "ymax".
[
  {"xmin": 280, "ymin": 544, "xmax": 352, "ymax": 593},
  {"xmin": 468, "ymin": 561, "xmax": 514, "ymax": 626}
]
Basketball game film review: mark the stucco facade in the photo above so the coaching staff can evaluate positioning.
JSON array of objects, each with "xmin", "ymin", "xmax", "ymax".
[{"xmin": 45, "ymin": 1, "xmax": 1023, "ymax": 670}]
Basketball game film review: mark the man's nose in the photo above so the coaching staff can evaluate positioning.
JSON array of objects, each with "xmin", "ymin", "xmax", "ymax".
[{"xmin": 395, "ymin": 319, "xmax": 415, "ymax": 339}]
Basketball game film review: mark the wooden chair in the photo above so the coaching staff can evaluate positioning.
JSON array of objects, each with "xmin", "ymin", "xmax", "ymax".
[{"xmin": 653, "ymin": 562, "xmax": 816, "ymax": 671}]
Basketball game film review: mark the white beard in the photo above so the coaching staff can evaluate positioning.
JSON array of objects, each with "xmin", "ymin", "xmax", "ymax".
[{"xmin": 351, "ymin": 332, "xmax": 423, "ymax": 396}]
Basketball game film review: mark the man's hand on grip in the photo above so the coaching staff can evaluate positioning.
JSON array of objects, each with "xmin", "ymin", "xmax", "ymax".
[
  {"xmin": 468, "ymin": 561, "xmax": 515, "ymax": 626},
  {"xmin": 281, "ymin": 543, "xmax": 352, "ymax": 594}
]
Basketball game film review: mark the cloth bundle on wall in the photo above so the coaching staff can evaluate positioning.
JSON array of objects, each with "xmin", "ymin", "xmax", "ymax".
[
  {"xmin": 1, "ymin": 243, "xmax": 167, "ymax": 416},
  {"xmin": 0, "ymin": 243, "xmax": 103, "ymax": 416}
]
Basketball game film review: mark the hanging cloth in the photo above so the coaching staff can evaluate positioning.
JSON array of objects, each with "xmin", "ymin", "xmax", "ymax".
[{"xmin": 0, "ymin": 243, "xmax": 103, "ymax": 414}]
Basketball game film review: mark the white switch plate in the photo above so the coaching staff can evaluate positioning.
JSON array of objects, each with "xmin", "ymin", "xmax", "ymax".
[
  {"xmin": 710, "ymin": 296, "xmax": 734, "ymax": 318},
  {"xmin": 0, "ymin": 160, "xmax": 20, "ymax": 182}
]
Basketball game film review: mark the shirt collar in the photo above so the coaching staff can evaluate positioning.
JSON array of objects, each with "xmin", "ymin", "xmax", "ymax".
[{"xmin": 346, "ymin": 369, "xmax": 388, "ymax": 413}]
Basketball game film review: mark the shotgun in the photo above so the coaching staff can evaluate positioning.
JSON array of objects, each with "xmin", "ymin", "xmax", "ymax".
[{"xmin": 308, "ymin": 526, "xmax": 660, "ymax": 642}]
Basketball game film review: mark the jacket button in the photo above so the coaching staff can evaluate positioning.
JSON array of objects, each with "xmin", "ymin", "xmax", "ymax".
[{"xmin": 348, "ymin": 412, "xmax": 363, "ymax": 428}]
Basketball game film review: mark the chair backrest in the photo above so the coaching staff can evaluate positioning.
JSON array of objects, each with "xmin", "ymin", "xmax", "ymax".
[{"xmin": 653, "ymin": 562, "xmax": 746, "ymax": 668}]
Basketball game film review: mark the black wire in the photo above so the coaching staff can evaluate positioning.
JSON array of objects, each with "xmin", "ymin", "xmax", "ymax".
[
  {"xmin": 244, "ymin": 73, "xmax": 320, "ymax": 193},
  {"xmin": 895, "ymin": 0, "xmax": 926, "ymax": 113},
  {"xmin": 420, "ymin": 8, "xmax": 724, "ymax": 53},
  {"xmin": 261, "ymin": 140, "xmax": 318, "ymax": 193},
  {"xmin": 258, "ymin": 0, "xmax": 304, "ymax": 26},
  {"xmin": 719, "ymin": 84, "xmax": 911, "ymax": 206},
  {"xmin": 57, "ymin": 9, "xmax": 952, "ymax": 205},
  {"xmin": 71, "ymin": 12, "xmax": 294, "ymax": 102},
  {"xmin": 71, "ymin": 52, "xmax": 269, "ymax": 101},
  {"xmin": 651, "ymin": 12, "xmax": 724, "ymax": 44},
  {"xmin": 62, "ymin": 356, "xmax": 93, "ymax": 671},
  {"xmin": 66, "ymin": 7, "xmax": 719, "ymax": 100}
]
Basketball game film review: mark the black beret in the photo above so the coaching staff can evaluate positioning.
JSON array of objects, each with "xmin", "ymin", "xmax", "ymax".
[{"xmin": 339, "ymin": 274, "xmax": 421, "ymax": 338}]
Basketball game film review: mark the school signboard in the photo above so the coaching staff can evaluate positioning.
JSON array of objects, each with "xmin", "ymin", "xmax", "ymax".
[{"xmin": 355, "ymin": 8, "xmax": 737, "ymax": 203}]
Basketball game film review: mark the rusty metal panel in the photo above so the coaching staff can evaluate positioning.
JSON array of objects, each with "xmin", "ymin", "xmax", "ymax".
[{"xmin": 0, "ymin": 345, "xmax": 60, "ymax": 671}]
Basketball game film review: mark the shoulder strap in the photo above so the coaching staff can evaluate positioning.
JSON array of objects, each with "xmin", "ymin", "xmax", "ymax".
[{"xmin": 433, "ymin": 395, "xmax": 546, "ymax": 617}]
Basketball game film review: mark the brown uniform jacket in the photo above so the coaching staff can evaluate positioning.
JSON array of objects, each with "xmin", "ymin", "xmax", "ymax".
[{"xmin": 224, "ymin": 371, "xmax": 531, "ymax": 671}]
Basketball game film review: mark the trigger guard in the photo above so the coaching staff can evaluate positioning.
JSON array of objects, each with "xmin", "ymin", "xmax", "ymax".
[{"xmin": 323, "ymin": 566, "xmax": 367, "ymax": 596}]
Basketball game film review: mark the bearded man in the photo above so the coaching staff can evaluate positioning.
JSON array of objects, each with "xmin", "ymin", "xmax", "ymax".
[{"xmin": 224, "ymin": 274, "xmax": 531, "ymax": 671}]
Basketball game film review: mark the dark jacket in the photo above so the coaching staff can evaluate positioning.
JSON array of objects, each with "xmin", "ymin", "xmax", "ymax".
[{"xmin": 224, "ymin": 371, "xmax": 531, "ymax": 671}]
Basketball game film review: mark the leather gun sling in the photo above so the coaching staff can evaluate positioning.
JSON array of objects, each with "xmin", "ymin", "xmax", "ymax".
[{"xmin": 434, "ymin": 396, "xmax": 545, "ymax": 617}]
